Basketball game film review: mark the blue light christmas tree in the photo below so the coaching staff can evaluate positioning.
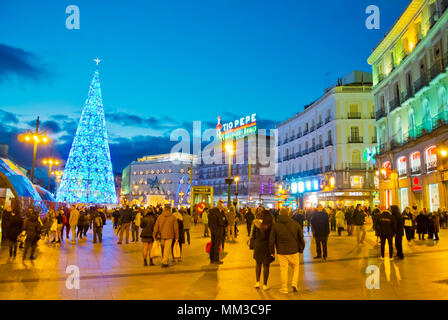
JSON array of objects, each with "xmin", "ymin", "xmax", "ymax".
[{"xmin": 56, "ymin": 59, "xmax": 117, "ymax": 204}]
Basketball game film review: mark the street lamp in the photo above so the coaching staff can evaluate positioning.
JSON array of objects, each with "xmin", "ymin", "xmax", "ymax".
[
  {"xmin": 42, "ymin": 158, "xmax": 61, "ymax": 190},
  {"xmin": 225, "ymin": 144, "xmax": 235, "ymax": 205},
  {"xmin": 234, "ymin": 176, "xmax": 239, "ymax": 195},
  {"xmin": 179, "ymin": 191, "xmax": 185, "ymax": 205},
  {"xmin": 18, "ymin": 116, "xmax": 50, "ymax": 182}
]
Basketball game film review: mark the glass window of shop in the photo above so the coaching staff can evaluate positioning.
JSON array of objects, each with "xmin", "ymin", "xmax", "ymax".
[
  {"xmin": 399, "ymin": 188, "xmax": 409, "ymax": 211},
  {"xmin": 428, "ymin": 184, "xmax": 440, "ymax": 212},
  {"xmin": 397, "ymin": 157, "xmax": 407, "ymax": 176},
  {"xmin": 385, "ymin": 189, "xmax": 392, "ymax": 208},
  {"xmin": 410, "ymin": 152, "xmax": 421, "ymax": 172},
  {"xmin": 425, "ymin": 146, "xmax": 437, "ymax": 170}
]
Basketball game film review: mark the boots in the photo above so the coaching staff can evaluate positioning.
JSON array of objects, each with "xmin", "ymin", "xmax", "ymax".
[
  {"xmin": 144, "ymin": 258, "xmax": 148, "ymax": 266},
  {"xmin": 150, "ymin": 258, "xmax": 155, "ymax": 266}
]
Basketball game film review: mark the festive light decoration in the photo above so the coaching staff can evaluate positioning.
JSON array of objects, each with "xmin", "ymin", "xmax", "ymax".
[
  {"xmin": 56, "ymin": 63, "xmax": 117, "ymax": 204},
  {"xmin": 363, "ymin": 147, "xmax": 377, "ymax": 165}
]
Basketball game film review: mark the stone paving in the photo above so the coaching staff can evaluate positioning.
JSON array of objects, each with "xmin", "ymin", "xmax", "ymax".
[{"xmin": 1, "ymin": 220, "xmax": 448, "ymax": 300}]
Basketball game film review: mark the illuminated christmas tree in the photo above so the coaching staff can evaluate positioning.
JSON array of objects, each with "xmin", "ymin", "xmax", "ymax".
[{"xmin": 56, "ymin": 59, "xmax": 117, "ymax": 204}]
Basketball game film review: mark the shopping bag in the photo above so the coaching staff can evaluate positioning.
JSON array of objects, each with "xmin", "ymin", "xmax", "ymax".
[
  {"xmin": 173, "ymin": 240, "xmax": 181, "ymax": 258},
  {"xmin": 205, "ymin": 241, "xmax": 212, "ymax": 253},
  {"xmin": 151, "ymin": 240, "xmax": 162, "ymax": 258}
]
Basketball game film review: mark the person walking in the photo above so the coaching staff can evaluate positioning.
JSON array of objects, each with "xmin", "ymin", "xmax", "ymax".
[
  {"xmin": 171, "ymin": 208, "xmax": 184, "ymax": 262},
  {"xmin": 182, "ymin": 208, "xmax": 191, "ymax": 245},
  {"xmin": 403, "ymin": 207, "xmax": 414, "ymax": 243},
  {"xmin": 4, "ymin": 206, "xmax": 23, "ymax": 258},
  {"xmin": 226, "ymin": 205, "xmax": 236, "ymax": 242},
  {"xmin": 335, "ymin": 207, "xmax": 345, "ymax": 236},
  {"xmin": 269, "ymin": 208, "xmax": 305, "ymax": 294},
  {"xmin": 207, "ymin": 207, "xmax": 226, "ymax": 264},
  {"xmin": 131, "ymin": 207, "xmax": 140, "ymax": 242},
  {"xmin": 22, "ymin": 212, "xmax": 42, "ymax": 261},
  {"xmin": 329, "ymin": 209, "xmax": 336, "ymax": 232},
  {"xmin": 391, "ymin": 205, "xmax": 404, "ymax": 259},
  {"xmin": 416, "ymin": 210, "xmax": 428, "ymax": 240},
  {"xmin": 252, "ymin": 210, "xmax": 275, "ymax": 290},
  {"xmin": 55, "ymin": 209, "xmax": 64, "ymax": 243},
  {"xmin": 118, "ymin": 205, "xmax": 133, "ymax": 244},
  {"xmin": 77, "ymin": 210, "xmax": 86, "ymax": 239},
  {"xmin": 92, "ymin": 209, "xmax": 104, "ymax": 244},
  {"xmin": 345, "ymin": 207, "xmax": 353, "ymax": 236},
  {"xmin": 311, "ymin": 204, "xmax": 330, "ymax": 260},
  {"xmin": 69, "ymin": 205, "xmax": 80, "ymax": 244},
  {"xmin": 245, "ymin": 208, "xmax": 255, "ymax": 237},
  {"xmin": 152, "ymin": 205, "xmax": 179, "ymax": 268},
  {"xmin": 202, "ymin": 207, "xmax": 209, "ymax": 237},
  {"xmin": 431, "ymin": 210, "xmax": 440, "ymax": 240},
  {"xmin": 377, "ymin": 208, "xmax": 397, "ymax": 259},
  {"xmin": 352, "ymin": 204, "xmax": 366, "ymax": 244},
  {"xmin": 141, "ymin": 208, "xmax": 156, "ymax": 266}
]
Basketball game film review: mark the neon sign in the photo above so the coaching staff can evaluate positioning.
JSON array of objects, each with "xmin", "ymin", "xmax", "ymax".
[
  {"xmin": 217, "ymin": 113, "xmax": 257, "ymax": 141},
  {"xmin": 363, "ymin": 147, "xmax": 377, "ymax": 165}
]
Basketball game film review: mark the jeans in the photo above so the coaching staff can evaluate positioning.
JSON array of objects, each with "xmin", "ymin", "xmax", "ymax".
[
  {"xmin": 23, "ymin": 241, "xmax": 37, "ymax": 259},
  {"xmin": 131, "ymin": 223, "xmax": 139, "ymax": 242},
  {"xmin": 70, "ymin": 224, "xmax": 77, "ymax": 241},
  {"xmin": 395, "ymin": 235, "xmax": 403, "ymax": 258},
  {"xmin": 184, "ymin": 229, "xmax": 190, "ymax": 244},
  {"xmin": 314, "ymin": 234, "xmax": 329, "ymax": 258},
  {"xmin": 380, "ymin": 236, "xmax": 393, "ymax": 258},
  {"xmin": 119, "ymin": 223, "xmax": 131, "ymax": 243},
  {"xmin": 9, "ymin": 240, "xmax": 18, "ymax": 256},
  {"xmin": 404, "ymin": 227, "xmax": 413, "ymax": 242},
  {"xmin": 330, "ymin": 222, "xmax": 336, "ymax": 232},
  {"xmin": 255, "ymin": 263, "xmax": 270, "ymax": 284},
  {"xmin": 93, "ymin": 226, "xmax": 103, "ymax": 243},
  {"xmin": 355, "ymin": 225, "xmax": 366, "ymax": 243},
  {"xmin": 203, "ymin": 223, "xmax": 209, "ymax": 237},
  {"xmin": 337, "ymin": 227, "xmax": 344, "ymax": 236},
  {"xmin": 57, "ymin": 224, "xmax": 63, "ymax": 242},
  {"xmin": 278, "ymin": 253, "xmax": 299, "ymax": 289},
  {"xmin": 160, "ymin": 239, "xmax": 173, "ymax": 265},
  {"xmin": 247, "ymin": 223, "xmax": 252, "ymax": 236},
  {"xmin": 210, "ymin": 233, "xmax": 223, "ymax": 263}
]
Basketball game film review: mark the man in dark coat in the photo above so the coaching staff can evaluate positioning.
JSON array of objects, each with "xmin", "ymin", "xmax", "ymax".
[
  {"xmin": 23, "ymin": 212, "xmax": 42, "ymax": 261},
  {"xmin": 118, "ymin": 205, "xmax": 133, "ymax": 244},
  {"xmin": 391, "ymin": 205, "xmax": 404, "ymax": 259},
  {"xmin": 245, "ymin": 208, "xmax": 255, "ymax": 236},
  {"xmin": 208, "ymin": 207, "xmax": 226, "ymax": 264},
  {"xmin": 377, "ymin": 209, "xmax": 397, "ymax": 259},
  {"xmin": 4, "ymin": 208, "xmax": 23, "ymax": 257},
  {"xmin": 311, "ymin": 204, "xmax": 330, "ymax": 260},
  {"xmin": 269, "ymin": 208, "xmax": 305, "ymax": 293}
]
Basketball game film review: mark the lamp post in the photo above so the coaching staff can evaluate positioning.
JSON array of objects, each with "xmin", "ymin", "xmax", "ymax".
[
  {"xmin": 225, "ymin": 144, "xmax": 235, "ymax": 206},
  {"xmin": 179, "ymin": 191, "xmax": 185, "ymax": 205},
  {"xmin": 18, "ymin": 116, "xmax": 50, "ymax": 182},
  {"xmin": 42, "ymin": 158, "xmax": 61, "ymax": 191}
]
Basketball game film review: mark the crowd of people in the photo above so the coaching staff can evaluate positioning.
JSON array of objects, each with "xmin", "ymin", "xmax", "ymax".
[{"xmin": 1, "ymin": 198, "xmax": 446, "ymax": 294}]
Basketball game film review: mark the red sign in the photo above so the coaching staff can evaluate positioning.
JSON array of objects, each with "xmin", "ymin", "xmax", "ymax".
[
  {"xmin": 412, "ymin": 177, "xmax": 422, "ymax": 192},
  {"xmin": 195, "ymin": 202, "xmax": 207, "ymax": 214}
]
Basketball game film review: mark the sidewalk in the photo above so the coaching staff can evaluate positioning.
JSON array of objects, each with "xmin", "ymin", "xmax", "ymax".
[{"xmin": 1, "ymin": 221, "xmax": 448, "ymax": 299}]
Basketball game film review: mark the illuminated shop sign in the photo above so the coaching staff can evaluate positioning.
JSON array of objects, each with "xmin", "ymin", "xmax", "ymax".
[
  {"xmin": 216, "ymin": 113, "xmax": 257, "ymax": 141},
  {"xmin": 290, "ymin": 180, "xmax": 320, "ymax": 194}
]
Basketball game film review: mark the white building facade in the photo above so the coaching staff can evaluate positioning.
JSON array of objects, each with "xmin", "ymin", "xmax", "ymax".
[{"xmin": 276, "ymin": 71, "xmax": 377, "ymax": 208}]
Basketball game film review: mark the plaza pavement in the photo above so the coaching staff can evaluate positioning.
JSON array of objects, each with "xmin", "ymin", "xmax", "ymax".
[{"xmin": 1, "ymin": 220, "xmax": 448, "ymax": 300}]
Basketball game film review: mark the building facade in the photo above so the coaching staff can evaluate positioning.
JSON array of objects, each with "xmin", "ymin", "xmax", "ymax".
[
  {"xmin": 121, "ymin": 153, "xmax": 198, "ymax": 206},
  {"xmin": 368, "ymin": 0, "xmax": 448, "ymax": 211},
  {"xmin": 199, "ymin": 133, "xmax": 276, "ymax": 207},
  {"xmin": 276, "ymin": 71, "xmax": 377, "ymax": 208}
]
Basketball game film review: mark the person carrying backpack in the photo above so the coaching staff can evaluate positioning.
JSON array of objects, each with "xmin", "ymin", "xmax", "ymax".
[{"xmin": 92, "ymin": 209, "xmax": 104, "ymax": 243}]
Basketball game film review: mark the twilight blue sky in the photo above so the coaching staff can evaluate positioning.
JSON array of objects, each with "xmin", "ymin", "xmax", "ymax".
[{"xmin": 0, "ymin": 0, "xmax": 409, "ymax": 175}]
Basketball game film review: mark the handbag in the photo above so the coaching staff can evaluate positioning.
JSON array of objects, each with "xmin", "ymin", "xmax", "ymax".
[
  {"xmin": 404, "ymin": 219, "xmax": 413, "ymax": 227},
  {"xmin": 205, "ymin": 241, "xmax": 212, "ymax": 253},
  {"xmin": 173, "ymin": 240, "xmax": 181, "ymax": 258},
  {"xmin": 150, "ymin": 240, "xmax": 162, "ymax": 258}
]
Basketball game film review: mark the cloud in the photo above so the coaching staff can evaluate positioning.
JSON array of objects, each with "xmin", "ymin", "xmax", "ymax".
[
  {"xmin": 0, "ymin": 109, "xmax": 19, "ymax": 124},
  {"xmin": 106, "ymin": 112, "xmax": 179, "ymax": 131},
  {"xmin": 0, "ymin": 43, "xmax": 48, "ymax": 82}
]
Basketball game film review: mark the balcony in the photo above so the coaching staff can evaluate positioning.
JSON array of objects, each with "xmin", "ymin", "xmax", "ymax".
[
  {"xmin": 389, "ymin": 96, "xmax": 401, "ymax": 112},
  {"xmin": 325, "ymin": 117, "xmax": 332, "ymax": 124},
  {"xmin": 303, "ymin": 129, "xmax": 309, "ymax": 136},
  {"xmin": 316, "ymin": 143, "xmax": 324, "ymax": 151},
  {"xmin": 346, "ymin": 163, "xmax": 367, "ymax": 170},
  {"xmin": 348, "ymin": 136, "xmax": 363, "ymax": 144},
  {"xmin": 325, "ymin": 139, "xmax": 333, "ymax": 147},
  {"xmin": 400, "ymin": 88, "xmax": 414, "ymax": 103},
  {"xmin": 398, "ymin": 168, "xmax": 407, "ymax": 177},
  {"xmin": 370, "ymin": 112, "xmax": 376, "ymax": 119},
  {"xmin": 324, "ymin": 165, "xmax": 333, "ymax": 172},
  {"xmin": 414, "ymin": 72, "xmax": 429, "ymax": 93},
  {"xmin": 372, "ymin": 136, "xmax": 377, "ymax": 143},
  {"xmin": 348, "ymin": 112, "xmax": 361, "ymax": 119},
  {"xmin": 443, "ymin": 0, "xmax": 448, "ymax": 12},
  {"xmin": 316, "ymin": 121, "xmax": 323, "ymax": 129},
  {"xmin": 411, "ymin": 167, "xmax": 421, "ymax": 175},
  {"xmin": 310, "ymin": 125, "xmax": 316, "ymax": 133},
  {"xmin": 376, "ymin": 108, "xmax": 386, "ymax": 120}
]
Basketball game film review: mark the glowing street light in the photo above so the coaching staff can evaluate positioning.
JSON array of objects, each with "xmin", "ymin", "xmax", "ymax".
[
  {"xmin": 42, "ymin": 157, "xmax": 61, "ymax": 190},
  {"xmin": 234, "ymin": 176, "xmax": 239, "ymax": 195},
  {"xmin": 225, "ymin": 143, "xmax": 235, "ymax": 205},
  {"xmin": 18, "ymin": 116, "xmax": 50, "ymax": 182}
]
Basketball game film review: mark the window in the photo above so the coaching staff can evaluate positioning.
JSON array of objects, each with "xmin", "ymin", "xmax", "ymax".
[
  {"xmin": 352, "ymin": 150, "xmax": 361, "ymax": 164},
  {"xmin": 397, "ymin": 157, "xmax": 407, "ymax": 176},
  {"xmin": 410, "ymin": 152, "xmax": 421, "ymax": 173},
  {"xmin": 351, "ymin": 127, "xmax": 360, "ymax": 138},
  {"xmin": 425, "ymin": 146, "xmax": 437, "ymax": 171},
  {"xmin": 399, "ymin": 188, "xmax": 409, "ymax": 210}
]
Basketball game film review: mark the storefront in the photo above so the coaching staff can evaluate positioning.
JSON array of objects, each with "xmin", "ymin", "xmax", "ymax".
[{"xmin": 316, "ymin": 191, "xmax": 374, "ymax": 208}]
